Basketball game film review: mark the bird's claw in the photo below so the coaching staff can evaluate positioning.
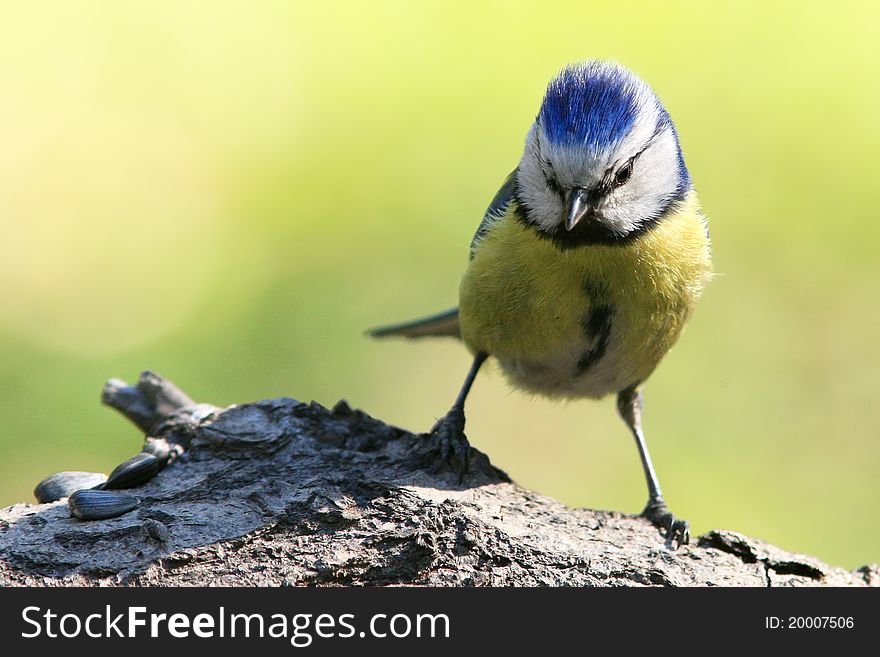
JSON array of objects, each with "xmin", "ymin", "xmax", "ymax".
[
  {"xmin": 641, "ymin": 497, "xmax": 690, "ymax": 548},
  {"xmin": 421, "ymin": 410, "xmax": 471, "ymax": 483}
]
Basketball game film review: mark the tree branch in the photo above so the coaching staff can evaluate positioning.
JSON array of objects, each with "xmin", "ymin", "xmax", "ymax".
[{"xmin": 1, "ymin": 372, "xmax": 876, "ymax": 587}]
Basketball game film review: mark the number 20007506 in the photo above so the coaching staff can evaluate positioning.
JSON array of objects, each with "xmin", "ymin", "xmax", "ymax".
[{"xmin": 765, "ymin": 617, "xmax": 854, "ymax": 629}]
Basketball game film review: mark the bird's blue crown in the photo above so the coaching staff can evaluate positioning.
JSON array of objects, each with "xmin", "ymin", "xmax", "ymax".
[{"xmin": 539, "ymin": 62, "xmax": 656, "ymax": 152}]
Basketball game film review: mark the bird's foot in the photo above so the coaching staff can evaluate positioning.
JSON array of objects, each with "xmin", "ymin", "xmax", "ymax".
[
  {"xmin": 641, "ymin": 496, "xmax": 690, "ymax": 548},
  {"xmin": 420, "ymin": 409, "xmax": 472, "ymax": 482}
]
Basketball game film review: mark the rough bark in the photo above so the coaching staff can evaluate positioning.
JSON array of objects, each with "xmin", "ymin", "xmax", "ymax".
[{"xmin": 0, "ymin": 372, "xmax": 876, "ymax": 587}]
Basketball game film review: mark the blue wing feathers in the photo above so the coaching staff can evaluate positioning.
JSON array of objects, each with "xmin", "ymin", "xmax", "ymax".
[{"xmin": 470, "ymin": 170, "xmax": 517, "ymax": 257}]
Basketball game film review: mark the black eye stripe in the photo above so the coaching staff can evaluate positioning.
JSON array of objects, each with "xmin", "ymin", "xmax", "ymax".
[
  {"xmin": 601, "ymin": 155, "xmax": 637, "ymax": 190},
  {"xmin": 614, "ymin": 159, "xmax": 633, "ymax": 186},
  {"xmin": 545, "ymin": 172, "xmax": 564, "ymax": 198},
  {"xmin": 603, "ymin": 136, "xmax": 658, "ymax": 188},
  {"xmin": 538, "ymin": 157, "xmax": 565, "ymax": 199}
]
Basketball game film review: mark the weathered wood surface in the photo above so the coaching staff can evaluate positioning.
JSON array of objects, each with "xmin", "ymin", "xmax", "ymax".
[{"xmin": 1, "ymin": 372, "xmax": 876, "ymax": 587}]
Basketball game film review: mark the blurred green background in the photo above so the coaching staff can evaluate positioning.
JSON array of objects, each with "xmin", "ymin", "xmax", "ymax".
[{"xmin": 1, "ymin": 1, "xmax": 878, "ymax": 569}]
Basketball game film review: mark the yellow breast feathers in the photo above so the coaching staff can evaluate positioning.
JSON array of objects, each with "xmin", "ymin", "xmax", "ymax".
[{"xmin": 458, "ymin": 192, "xmax": 712, "ymax": 398}]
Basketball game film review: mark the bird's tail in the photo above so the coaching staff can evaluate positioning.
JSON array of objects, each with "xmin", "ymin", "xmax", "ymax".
[{"xmin": 367, "ymin": 307, "xmax": 461, "ymax": 340}]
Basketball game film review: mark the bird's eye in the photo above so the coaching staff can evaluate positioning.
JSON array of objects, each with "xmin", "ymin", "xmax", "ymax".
[
  {"xmin": 543, "ymin": 169, "xmax": 564, "ymax": 198},
  {"xmin": 614, "ymin": 160, "xmax": 633, "ymax": 187}
]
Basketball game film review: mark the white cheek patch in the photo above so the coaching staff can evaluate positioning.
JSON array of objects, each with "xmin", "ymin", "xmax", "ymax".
[
  {"xmin": 599, "ymin": 127, "xmax": 682, "ymax": 233},
  {"xmin": 517, "ymin": 125, "xmax": 565, "ymax": 231}
]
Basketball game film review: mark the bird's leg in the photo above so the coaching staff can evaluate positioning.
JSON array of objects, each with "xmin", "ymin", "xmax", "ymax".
[
  {"xmin": 616, "ymin": 384, "xmax": 689, "ymax": 547},
  {"xmin": 424, "ymin": 352, "xmax": 488, "ymax": 480}
]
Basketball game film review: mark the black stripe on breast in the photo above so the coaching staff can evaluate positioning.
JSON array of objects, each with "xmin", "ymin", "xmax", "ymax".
[{"xmin": 576, "ymin": 281, "xmax": 614, "ymax": 376}]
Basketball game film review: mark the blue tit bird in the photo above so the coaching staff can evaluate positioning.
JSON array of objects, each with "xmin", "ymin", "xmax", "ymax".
[{"xmin": 370, "ymin": 61, "xmax": 712, "ymax": 545}]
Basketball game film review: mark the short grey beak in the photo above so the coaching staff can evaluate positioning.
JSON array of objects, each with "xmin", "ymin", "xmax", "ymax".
[{"xmin": 564, "ymin": 188, "xmax": 591, "ymax": 231}]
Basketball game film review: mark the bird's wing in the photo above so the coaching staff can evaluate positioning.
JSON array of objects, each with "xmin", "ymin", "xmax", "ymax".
[
  {"xmin": 367, "ymin": 307, "xmax": 460, "ymax": 339},
  {"xmin": 469, "ymin": 169, "xmax": 518, "ymax": 259}
]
